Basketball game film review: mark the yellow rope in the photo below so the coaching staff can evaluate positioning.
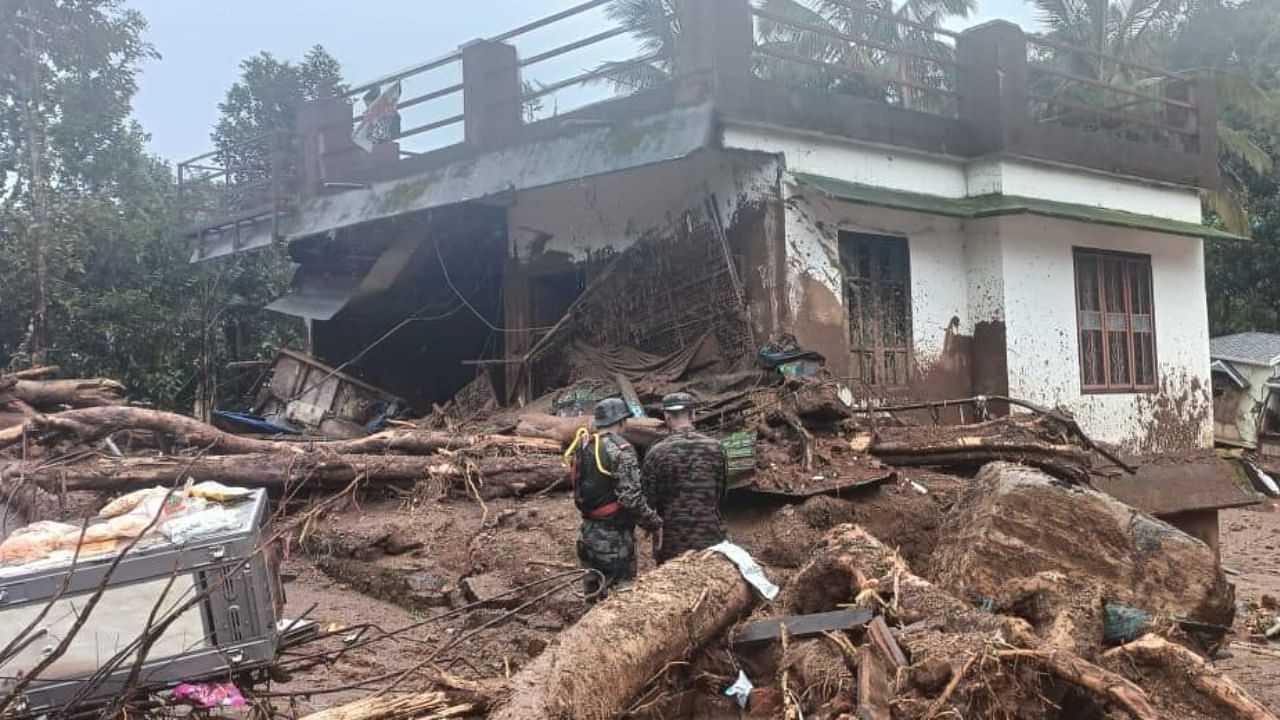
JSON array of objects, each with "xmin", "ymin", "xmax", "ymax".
[{"xmin": 562, "ymin": 427, "xmax": 613, "ymax": 477}]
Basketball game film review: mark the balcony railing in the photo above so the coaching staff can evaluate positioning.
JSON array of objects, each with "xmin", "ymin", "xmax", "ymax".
[
  {"xmin": 750, "ymin": 0, "xmax": 963, "ymax": 119},
  {"xmin": 177, "ymin": 130, "xmax": 294, "ymax": 246},
  {"xmin": 176, "ymin": 0, "xmax": 1216, "ymax": 245},
  {"xmin": 1025, "ymin": 34, "xmax": 1201, "ymax": 152}
]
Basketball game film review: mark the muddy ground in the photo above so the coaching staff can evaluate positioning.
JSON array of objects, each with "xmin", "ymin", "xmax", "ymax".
[
  {"xmin": 266, "ymin": 477, "xmax": 1280, "ymax": 715},
  {"xmin": 1217, "ymin": 502, "xmax": 1280, "ymax": 713}
]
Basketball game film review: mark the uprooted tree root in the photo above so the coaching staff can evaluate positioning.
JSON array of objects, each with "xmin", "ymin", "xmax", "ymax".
[{"xmin": 740, "ymin": 525, "xmax": 1278, "ymax": 720}]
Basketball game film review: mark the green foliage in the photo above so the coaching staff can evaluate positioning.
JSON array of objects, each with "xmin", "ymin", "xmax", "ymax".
[{"xmin": 0, "ymin": 1, "xmax": 344, "ymax": 410}]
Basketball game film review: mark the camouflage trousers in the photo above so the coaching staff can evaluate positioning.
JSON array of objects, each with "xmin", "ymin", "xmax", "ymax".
[{"xmin": 576, "ymin": 518, "xmax": 636, "ymax": 601}]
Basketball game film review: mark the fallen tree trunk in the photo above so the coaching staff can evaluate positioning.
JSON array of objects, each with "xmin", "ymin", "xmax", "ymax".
[
  {"xmin": 0, "ymin": 366, "xmax": 59, "ymax": 382},
  {"xmin": 489, "ymin": 549, "xmax": 758, "ymax": 720},
  {"xmin": 6, "ymin": 379, "xmax": 125, "ymax": 409},
  {"xmin": 0, "ymin": 453, "xmax": 565, "ymax": 497},
  {"xmin": 0, "ymin": 406, "xmax": 561, "ymax": 455},
  {"xmin": 515, "ymin": 413, "xmax": 666, "ymax": 450},
  {"xmin": 1102, "ymin": 635, "xmax": 1278, "ymax": 720},
  {"xmin": 994, "ymin": 649, "xmax": 1157, "ymax": 720}
]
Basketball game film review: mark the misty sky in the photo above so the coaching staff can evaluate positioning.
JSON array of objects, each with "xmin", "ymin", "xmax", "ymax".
[{"xmin": 126, "ymin": 0, "xmax": 1041, "ymax": 163}]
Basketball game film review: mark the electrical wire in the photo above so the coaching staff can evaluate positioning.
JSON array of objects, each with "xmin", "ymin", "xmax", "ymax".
[{"xmin": 432, "ymin": 237, "xmax": 558, "ymax": 334}]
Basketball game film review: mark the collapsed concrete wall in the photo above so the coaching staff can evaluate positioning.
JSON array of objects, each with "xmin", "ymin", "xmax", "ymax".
[{"xmin": 503, "ymin": 150, "xmax": 783, "ymax": 397}]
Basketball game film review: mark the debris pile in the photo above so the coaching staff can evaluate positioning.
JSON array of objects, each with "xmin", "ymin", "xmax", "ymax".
[{"xmin": 0, "ymin": 356, "xmax": 1275, "ymax": 720}]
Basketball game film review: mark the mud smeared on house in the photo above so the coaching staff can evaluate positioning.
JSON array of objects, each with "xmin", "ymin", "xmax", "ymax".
[{"xmin": 1135, "ymin": 372, "xmax": 1213, "ymax": 454}]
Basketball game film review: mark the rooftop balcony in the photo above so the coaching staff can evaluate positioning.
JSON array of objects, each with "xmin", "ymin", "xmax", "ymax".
[{"xmin": 178, "ymin": 0, "xmax": 1216, "ymax": 255}]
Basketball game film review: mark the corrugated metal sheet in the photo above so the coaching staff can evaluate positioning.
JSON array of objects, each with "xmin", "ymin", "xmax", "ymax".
[
  {"xmin": 193, "ymin": 103, "xmax": 715, "ymax": 262},
  {"xmin": 264, "ymin": 268, "xmax": 362, "ymax": 321},
  {"xmin": 266, "ymin": 233, "xmax": 424, "ymax": 319}
]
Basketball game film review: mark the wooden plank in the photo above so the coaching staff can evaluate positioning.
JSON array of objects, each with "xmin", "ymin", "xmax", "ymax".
[
  {"xmin": 732, "ymin": 608, "xmax": 874, "ymax": 647},
  {"xmin": 868, "ymin": 615, "xmax": 908, "ymax": 669},
  {"xmin": 615, "ymin": 374, "xmax": 645, "ymax": 419},
  {"xmin": 857, "ymin": 645, "xmax": 892, "ymax": 720}
]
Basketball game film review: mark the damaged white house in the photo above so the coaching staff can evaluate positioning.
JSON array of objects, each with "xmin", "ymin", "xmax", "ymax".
[{"xmin": 178, "ymin": 1, "xmax": 1255, "ymax": 546}]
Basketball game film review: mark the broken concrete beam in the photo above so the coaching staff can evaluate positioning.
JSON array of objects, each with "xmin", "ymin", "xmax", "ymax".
[
  {"xmin": 928, "ymin": 462, "xmax": 1235, "ymax": 646},
  {"xmin": 489, "ymin": 549, "xmax": 758, "ymax": 720}
]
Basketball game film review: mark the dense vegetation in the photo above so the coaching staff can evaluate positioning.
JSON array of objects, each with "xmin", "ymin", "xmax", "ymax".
[{"xmin": 0, "ymin": 0, "xmax": 1278, "ymax": 411}]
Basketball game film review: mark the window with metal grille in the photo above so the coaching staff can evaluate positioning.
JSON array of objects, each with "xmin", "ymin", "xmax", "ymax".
[
  {"xmin": 840, "ymin": 232, "xmax": 912, "ymax": 387},
  {"xmin": 1074, "ymin": 249, "xmax": 1157, "ymax": 392}
]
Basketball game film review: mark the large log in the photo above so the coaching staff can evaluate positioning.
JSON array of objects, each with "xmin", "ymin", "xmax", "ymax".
[
  {"xmin": 0, "ymin": 406, "xmax": 560, "ymax": 455},
  {"xmin": 489, "ymin": 549, "xmax": 758, "ymax": 720},
  {"xmin": 994, "ymin": 649, "xmax": 1157, "ymax": 720},
  {"xmin": 514, "ymin": 413, "xmax": 666, "ymax": 450},
  {"xmin": 0, "ymin": 453, "xmax": 565, "ymax": 498},
  {"xmin": 8, "ymin": 379, "xmax": 125, "ymax": 409},
  {"xmin": 928, "ymin": 462, "xmax": 1234, "ymax": 640},
  {"xmin": 1102, "ymin": 635, "xmax": 1279, "ymax": 720}
]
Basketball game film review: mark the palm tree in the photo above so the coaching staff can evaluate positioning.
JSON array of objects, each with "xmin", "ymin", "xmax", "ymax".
[
  {"xmin": 1027, "ymin": 0, "xmax": 1278, "ymax": 234},
  {"xmin": 753, "ymin": 0, "xmax": 974, "ymax": 113},
  {"xmin": 594, "ymin": 0, "xmax": 680, "ymax": 94},
  {"xmin": 594, "ymin": 0, "xmax": 974, "ymax": 112}
]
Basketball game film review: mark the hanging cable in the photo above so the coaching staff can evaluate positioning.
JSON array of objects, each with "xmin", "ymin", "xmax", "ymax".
[{"xmin": 433, "ymin": 236, "xmax": 557, "ymax": 333}]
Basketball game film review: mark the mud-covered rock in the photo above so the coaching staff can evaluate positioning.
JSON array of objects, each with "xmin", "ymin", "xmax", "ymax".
[{"xmin": 928, "ymin": 462, "xmax": 1235, "ymax": 649}]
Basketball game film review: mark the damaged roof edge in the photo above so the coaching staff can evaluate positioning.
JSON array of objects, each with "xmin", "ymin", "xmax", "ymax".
[
  {"xmin": 792, "ymin": 172, "xmax": 1249, "ymax": 242},
  {"xmin": 191, "ymin": 103, "xmax": 717, "ymax": 262}
]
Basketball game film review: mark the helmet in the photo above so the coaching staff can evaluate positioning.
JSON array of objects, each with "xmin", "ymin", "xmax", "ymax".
[
  {"xmin": 661, "ymin": 392, "xmax": 697, "ymax": 413},
  {"xmin": 593, "ymin": 398, "xmax": 630, "ymax": 429}
]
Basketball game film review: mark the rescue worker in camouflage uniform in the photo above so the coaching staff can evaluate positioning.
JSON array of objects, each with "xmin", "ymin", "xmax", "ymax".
[
  {"xmin": 642, "ymin": 392, "xmax": 728, "ymax": 564},
  {"xmin": 570, "ymin": 398, "xmax": 663, "ymax": 601}
]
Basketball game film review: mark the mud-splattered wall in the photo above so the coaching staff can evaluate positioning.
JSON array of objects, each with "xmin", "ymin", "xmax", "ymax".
[
  {"xmin": 502, "ymin": 150, "xmax": 783, "ymax": 395},
  {"xmin": 781, "ymin": 178, "xmax": 973, "ymax": 400},
  {"xmin": 996, "ymin": 215, "xmax": 1213, "ymax": 452},
  {"xmin": 778, "ymin": 178, "xmax": 1211, "ymax": 452}
]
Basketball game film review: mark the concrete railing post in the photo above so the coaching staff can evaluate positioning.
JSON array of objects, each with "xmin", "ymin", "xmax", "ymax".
[
  {"xmin": 957, "ymin": 20, "xmax": 1028, "ymax": 156},
  {"xmin": 1192, "ymin": 72, "xmax": 1219, "ymax": 189},
  {"xmin": 295, "ymin": 97, "xmax": 354, "ymax": 197},
  {"xmin": 674, "ymin": 0, "xmax": 753, "ymax": 104},
  {"xmin": 462, "ymin": 39, "xmax": 521, "ymax": 150}
]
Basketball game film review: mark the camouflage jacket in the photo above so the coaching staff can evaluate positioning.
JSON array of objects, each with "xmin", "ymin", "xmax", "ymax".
[
  {"xmin": 642, "ymin": 428, "xmax": 728, "ymax": 562},
  {"xmin": 598, "ymin": 431, "xmax": 662, "ymax": 531}
]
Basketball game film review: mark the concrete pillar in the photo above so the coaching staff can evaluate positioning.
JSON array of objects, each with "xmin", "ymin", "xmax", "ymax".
[
  {"xmin": 295, "ymin": 97, "xmax": 354, "ymax": 197},
  {"xmin": 462, "ymin": 39, "xmax": 521, "ymax": 150},
  {"xmin": 674, "ymin": 0, "xmax": 753, "ymax": 104},
  {"xmin": 957, "ymin": 21, "xmax": 1028, "ymax": 156}
]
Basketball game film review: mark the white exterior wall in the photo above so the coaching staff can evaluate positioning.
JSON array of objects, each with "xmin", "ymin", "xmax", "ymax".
[
  {"xmin": 782, "ymin": 177, "xmax": 970, "ymax": 380},
  {"xmin": 996, "ymin": 214, "xmax": 1213, "ymax": 451},
  {"xmin": 775, "ymin": 170, "xmax": 1211, "ymax": 451},
  {"xmin": 724, "ymin": 124, "xmax": 1203, "ymax": 220}
]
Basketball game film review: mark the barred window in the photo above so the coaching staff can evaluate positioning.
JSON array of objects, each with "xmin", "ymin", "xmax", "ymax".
[
  {"xmin": 840, "ymin": 232, "xmax": 912, "ymax": 387},
  {"xmin": 1074, "ymin": 249, "xmax": 1156, "ymax": 392}
]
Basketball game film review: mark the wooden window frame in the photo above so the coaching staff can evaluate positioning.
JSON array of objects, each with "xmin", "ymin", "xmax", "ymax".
[
  {"xmin": 839, "ymin": 231, "xmax": 913, "ymax": 389},
  {"xmin": 1073, "ymin": 247, "xmax": 1158, "ymax": 394}
]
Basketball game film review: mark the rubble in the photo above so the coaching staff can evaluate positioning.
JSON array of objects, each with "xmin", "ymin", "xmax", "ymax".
[{"xmin": 1, "ymin": 355, "xmax": 1276, "ymax": 720}]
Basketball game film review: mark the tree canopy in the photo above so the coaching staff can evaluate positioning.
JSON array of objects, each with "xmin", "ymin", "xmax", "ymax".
[{"xmin": 0, "ymin": 0, "xmax": 343, "ymax": 411}]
